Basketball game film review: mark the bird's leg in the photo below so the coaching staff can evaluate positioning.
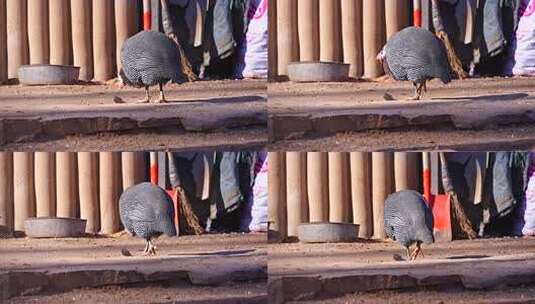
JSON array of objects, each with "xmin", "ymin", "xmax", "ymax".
[
  {"xmin": 137, "ymin": 86, "xmax": 151, "ymax": 103},
  {"xmin": 155, "ymin": 83, "xmax": 167, "ymax": 103},
  {"xmin": 408, "ymin": 82, "xmax": 422, "ymax": 101},
  {"xmin": 422, "ymin": 80, "xmax": 428, "ymax": 93},
  {"xmin": 143, "ymin": 239, "xmax": 150, "ymax": 254},
  {"xmin": 406, "ymin": 246, "xmax": 413, "ymax": 261},
  {"xmin": 146, "ymin": 239, "xmax": 157, "ymax": 255},
  {"xmin": 413, "ymin": 242, "xmax": 424, "ymax": 260}
]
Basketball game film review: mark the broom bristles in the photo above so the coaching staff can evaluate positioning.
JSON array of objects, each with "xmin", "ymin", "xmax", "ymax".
[
  {"xmin": 178, "ymin": 187, "xmax": 205, "ymax": 235},
  {"xmin": 436, "ymin": 30, "xmax": 468, "ymax": 80},
  {"xmin": 168, "ymin": 34, "xmax": 197, "ymax": 82}
]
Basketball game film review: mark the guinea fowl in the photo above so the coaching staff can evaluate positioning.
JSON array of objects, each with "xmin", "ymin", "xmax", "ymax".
[
  {"xmin": 377, "ymin": 26, "xmax": 452, "ymax": 100},
  {"xmin": 119, "ymin": 182, "xmax": 176, "ymax": 255},
  {"xmin": 120, "ymin": 30, "xmax": 185, "ymax": 103},
  {"xmin": 384, "ymin": 190, "xmax": 434, "ymax": 261}
]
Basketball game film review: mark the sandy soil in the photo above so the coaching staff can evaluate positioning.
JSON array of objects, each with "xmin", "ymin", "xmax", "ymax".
[
  {"xmin": 0, "ymin": 79, "xmax": 266, "ymax": 109},
  {"xmin": 0, "ymin": 233, "xmax": 266, "ymax": 270},
  {"xmin": 268, "ymin": 124, "xmax": 535, "ymax": 151},
  {"xmin": 7, "ymin": 281, "xmax": 267, "ymax": 304},
  {"xmin": 291, "ymin": 284, "xmax": 535, "ymax": 304},
  {"xmin": 269, "ymin": 237, "xmax": 535, "ymax": 275},
  {"xmin": 1, "ymin": 127, "xmax": 267, "ymax": 151},
  {"xmin": 269, "ymin": 77, "xmax": 535, "ymax": 111},
  {"xmin": 268, "ymin": 77, "xmax": 535, "ymax": 151},
  {"xmin": 0, "ymin": 80, "xmax": 266, "ymax": 151}
]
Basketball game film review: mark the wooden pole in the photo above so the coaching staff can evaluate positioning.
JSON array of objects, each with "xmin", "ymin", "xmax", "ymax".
[
  {"xmin": 99, "ymin": 152, "xmax": 120, "ymax": 234},
  {"xmin": 286, "ymin": 152, "xmax": 307, "ymax": 237},
  {"xmin": 56, "ymin": 152, "xmax": 76, "ymax": 218},
  {"xmin": 394, "ymin": 152, "xmax": 410, "ymax": 191},
  {"xmin": 385, "ymin": 0, "xmax": 408, "ymax": 39},
  {"xmin": 362, "ymin": 0, "xmax": 385, "ymax": 78},
  {"xmin": 0, "ymin": 153, "xmax": 13, "ymax": 234},
  {"xmin": 329, "ymin": 152, "xmax": 349, "ymax": 223},
  {"xmin": 71, "ymin": 0, "xmax": 93, "ymax": 81},
  {"xmin": 121, "ymin": 152, "xmax": 144, "ymax": 190},
  {"xmin": 78, "ymin": 152, "xmax": 99, "ymax": 234},
  {"xmin": 27, "ymin": 0, "xmax": 49, "ymax": 64},
  {"xmin": 34, "ymin": 152, "xmax": 55, "ymax": 217},
  {"xmin": 268, "ymin": 0, "xmax": 278, "ymax": 79},
  {"xmin": 319, "ymin": 0, "xmax": 339, "ymax": 62},
  {"xmin": 276, "ymin": 0, "xmax": 298, "ymax": 76},
  {"xmin": 407, "ymin": 152, "xmax": 419, "ymax": 190},
  {"xmin": 341, "ymin": 0, "xmax": 363, "ymax": 78},
  {"xmin": 49, "ymin": 0, "xmax": 71, "ymax": 65},
  {"xmin": 92, "ymin": 0, "xmax": 114, "ymax": 82},
  {"xmin": 307, "ymin": 152, "xmax": 328, "ymax": 222},
  {"xmin": 372, "ymin": 152, "xmax": 390, "ymax": 239},
  {"xmin": 0, "ymin": 0, "xmax": 7, "ymax": 83},
  {"xmin": 115, "ymin": 0, "xmax": 136, "ymax": 74},
  {"xmin": 6, "ymin": 0, "xmax": 28, "ymax": 79},
  {"xmin": 268, "ymin": 152, "xmax": 287, "ymax": 241},
  {"xmin": 350, "ymin": 152, "xmax": 372, "ymax": 238},
  {"xmin": 13, "ymin": 152, "xmax": 34, "ymax": 233},
  {"xmin": 297, "ymin": 0, "xmax": 319, "ymax": 61}
]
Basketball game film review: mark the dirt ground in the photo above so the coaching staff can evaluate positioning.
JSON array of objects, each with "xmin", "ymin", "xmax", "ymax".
[
  {"xmin": 0, "ymin": 127, "xmax": 266, "ymax": 151},
  {"xmin": 0, "ymin": 233, "xmax": 266, "ymax": 270},
  {"xmin": 268, "ymin": 77, "xmax": 535, "ymax": 151},
  {"xmin": 270, "ymin": 237, "xmax": 535, "ymax": 303},
  {"xmin": 8, "ymin": 281, "xmax": 267, "ymax": 304},
  {"xmin": 0, "ymin": 79, "xmax": 266, "ymax": 109},
  {"xmin": 291, "ymin": 284, "xmax": 535, "ymax": 304},
  {"xmin": 268, "ymin": 124, "xmax": 535, "ymax": 151},
  {"xmin": 0, "ymin": 80, "xmax": 266, "ymax": 151},
  {"xmin": 268, "ymin": 77, "xmax": 535, "ymax": 109},
  {"xmin": 269, "ymin": 237, "xmax": 535, "ymax": 275}
]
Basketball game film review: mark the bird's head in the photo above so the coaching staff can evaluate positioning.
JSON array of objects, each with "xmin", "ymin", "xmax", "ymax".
[{"xmin": 376, "ymin": 46, "xmax": 387, "ymax": 64}]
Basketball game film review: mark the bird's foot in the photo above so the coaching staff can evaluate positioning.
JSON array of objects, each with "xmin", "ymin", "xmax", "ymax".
[
  {"xmin": 142, "ymin": 241, "xmax": 158, "ymax": 256},
  {"xmin": 408, "ymin": 94, "xmax": 421, "ymax": 101},
  {"xmin": 137, "ymin": 98, "xmax": 151, "ymax": 104},
  {"xmin": 153, "ymin": 97, "xmax": 167, "ymax": 104}
]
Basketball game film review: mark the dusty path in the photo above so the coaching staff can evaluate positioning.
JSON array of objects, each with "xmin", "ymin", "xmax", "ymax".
[
  {"xmin": 0, "ymin": 80, "xmax": 266, "ymax": 151},
  {"xmin": 1, "ymin": 233, "xmax": 267, "ymax": 301},
  {"xmin": 290, "ymin": 284, "xmax": 535, "ymax": 304},
  {"xmin": 8, "ymin": 281, "xmax": 267, "ymax": 304},
  {"xmin": 268, "ymin": 77, "xmax": 535, "ymax": 151},
  {"xmin": 269, "ymin": 237, "xmax": 535, "ymax": 303}
]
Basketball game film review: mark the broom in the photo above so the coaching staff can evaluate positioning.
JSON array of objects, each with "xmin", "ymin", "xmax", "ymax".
[
  {"xmin": 431, "ymin": 0, "xmax": 468, "ymax": 80},
  {"xmin": 439, "ymin": 152, "xmax": 477, "ymax": 239},
  {"xmin": 167, "ymin": 152, "xmax": 205, "ymax": 235},
  {"xmin": 160, "ymin": 0, "xmax": 198, "ymax": 82}
]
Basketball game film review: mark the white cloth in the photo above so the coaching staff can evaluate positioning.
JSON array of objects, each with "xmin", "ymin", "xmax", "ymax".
[
  {"xmin": 523, "ymin": 153, "xmax": 535, "ymax": 235},
  {"xmin": 249, "ymin": 154, "xmax": 268, "ymax": 232},
  {"xmin": 236, "ymin": 0, "xmax": 268, "ymax": 79},
  {"xmin": 505, "ymin": 0, "xmax": 535, "ymax": 76}
]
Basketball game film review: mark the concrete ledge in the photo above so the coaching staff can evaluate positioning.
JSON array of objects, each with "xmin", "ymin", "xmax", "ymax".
[
  {"xmin": 1, "ymin": 263, "xmax": 267, "ymax": 300},
  {"xmin": 268, "ymin": 254, "xmax": 535, "ymax": 303},
  {"xmin": 269, "ymin": 109, "xmax": 535, "ymax": 141}
]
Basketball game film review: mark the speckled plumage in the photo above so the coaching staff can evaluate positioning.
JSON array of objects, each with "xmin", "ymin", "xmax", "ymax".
[
  {"xmin": 383, "ymin": 26, "xmax": 451, "ymax": 85},
  {"xmin": 119, "ymin": 182, "xmax": 176, "ymax": 243},
  {"xmin": 384, "ymin": 190, "xmax": 434, "ymax": 252},
  {"xmin": 120, "ymin": 30, "xmax": 184, "ymax": 93}
]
